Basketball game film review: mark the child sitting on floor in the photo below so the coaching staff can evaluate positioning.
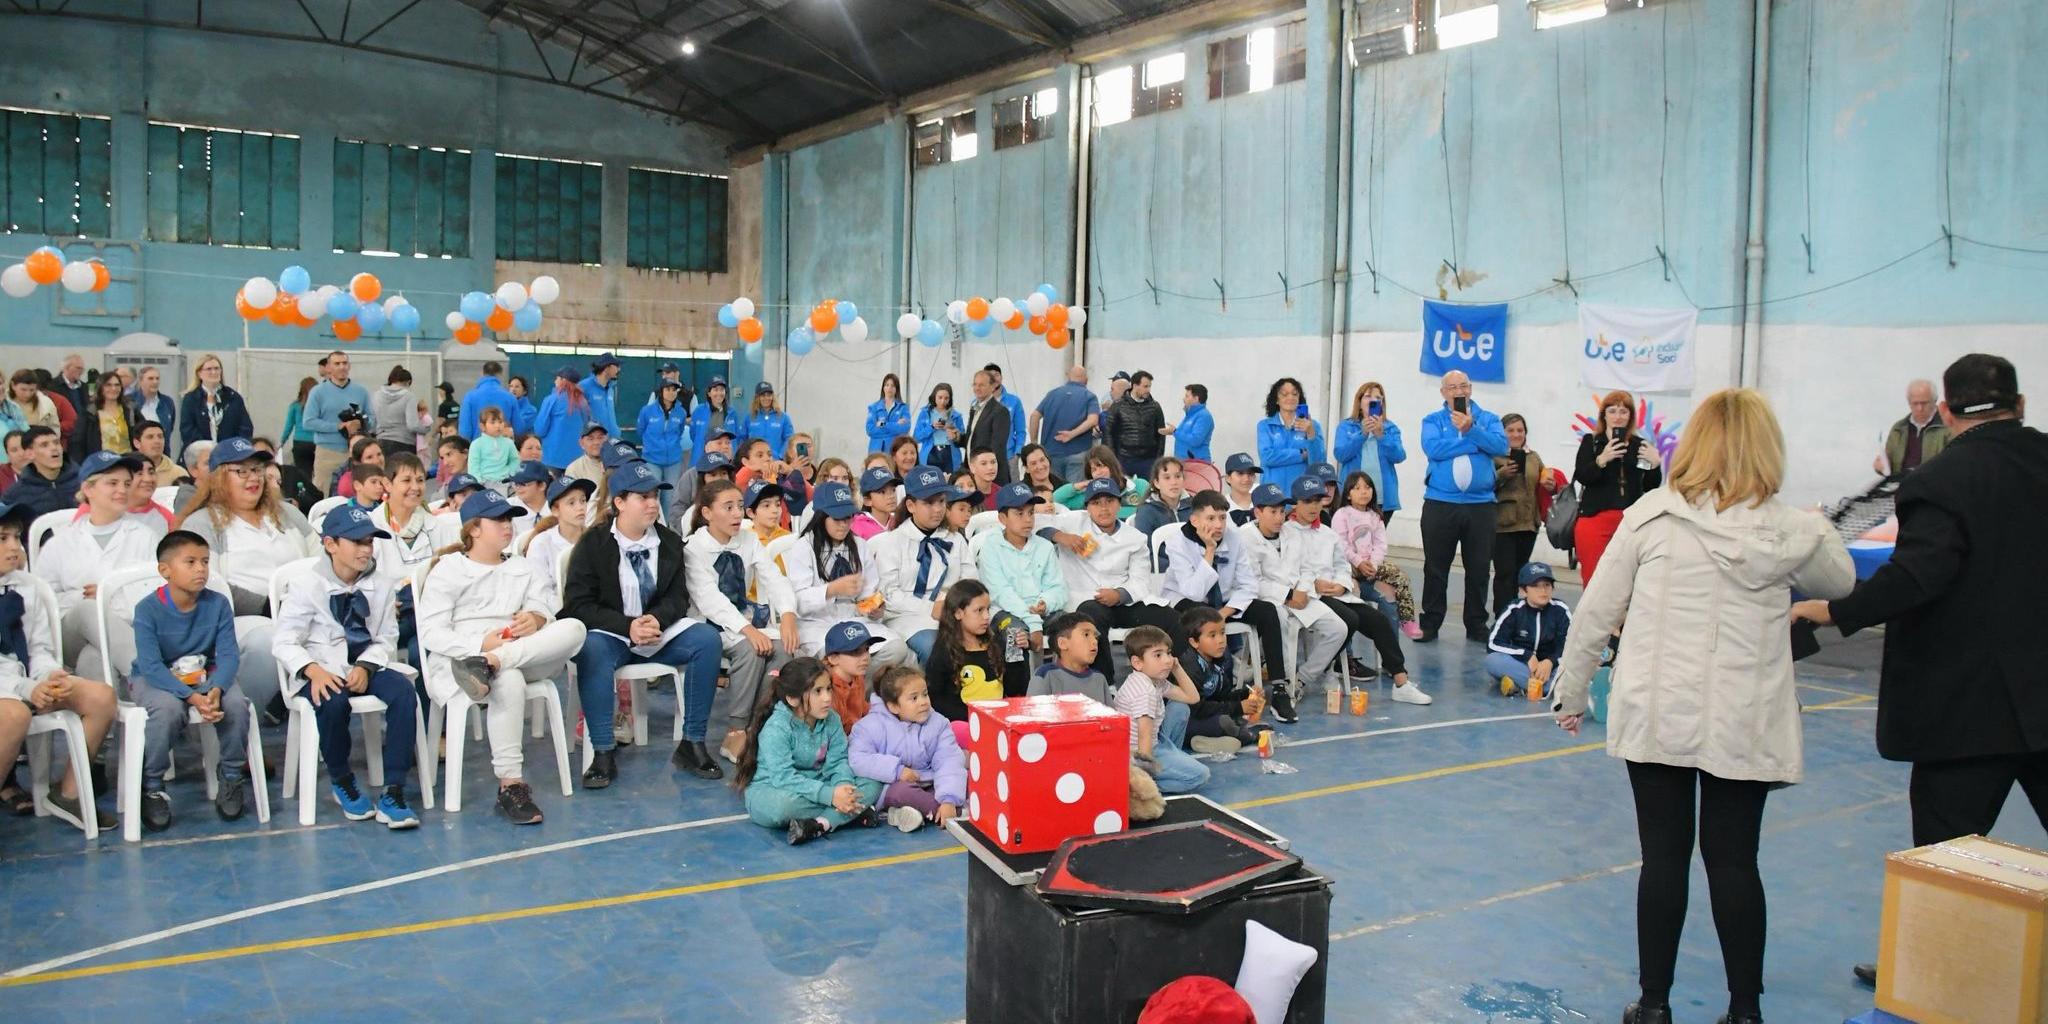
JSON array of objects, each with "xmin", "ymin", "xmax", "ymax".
[
  {"xmin": 1484, "ymin": 562, "xmax": 1571, "ymax": 698},
  {"xmin": 924, "ymin": 579, "xmax": 1028, "ymax": 744},
  {"xmin": 848, "ymin": 665, "xmax": 967, "ymax": 833},
  {"xmin": 1026, "ymin": 611, "xmax": 1111, "ymax": 705},
  {"xmin": 736, "ymin": 657, "xmax": 884, "ymax": 845},
  {"xmin": 1178, "ymin": 604, "xmax": 1264, "ymax": 756},
  {"xmin": 823, "ymin": 620, "xmax": 883, "ymax": 734},
  {"xmin": 1114, "ymin": 625, "xmax": 1208, "ymax": 794},
  {"xmin": 129, "ymin": 531, "xmax": 255, "ymax": 831}
]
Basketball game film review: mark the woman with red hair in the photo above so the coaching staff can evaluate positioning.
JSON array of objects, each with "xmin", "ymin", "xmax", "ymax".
[{"xmin": 1572, "ymin": 391, "xmax": 1663, "ymax": 583}]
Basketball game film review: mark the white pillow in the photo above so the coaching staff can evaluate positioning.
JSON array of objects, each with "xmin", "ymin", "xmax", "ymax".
[{"xmin": 1233, "ymin": 919, "xmax": 1317, "ymax": 1024}]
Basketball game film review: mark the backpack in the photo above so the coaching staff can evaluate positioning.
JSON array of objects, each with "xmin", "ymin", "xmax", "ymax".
[{"xmin": 1543, "ymin": 479, "xmax": 1579, "ymax": 552}]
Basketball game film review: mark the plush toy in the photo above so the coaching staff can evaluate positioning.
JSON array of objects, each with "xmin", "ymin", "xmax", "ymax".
[
  {"xmin": 1137, "ymin": 975, "xmax": 1256, "ymax": 1024},
  {"xmin": 1129, "ymin": 764, "xmax": 1165, "ymax": 822}
]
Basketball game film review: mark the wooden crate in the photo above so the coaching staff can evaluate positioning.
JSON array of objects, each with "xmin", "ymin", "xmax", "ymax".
[{"xmin": 1879, "ymin": 835, "xmax": 2048, "ymax": 1024}]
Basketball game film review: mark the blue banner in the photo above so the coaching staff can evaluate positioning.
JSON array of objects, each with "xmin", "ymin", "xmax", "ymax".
[{"xmin": 1420, "ymin": 300, "xmax": 1509, "ymax": 383}]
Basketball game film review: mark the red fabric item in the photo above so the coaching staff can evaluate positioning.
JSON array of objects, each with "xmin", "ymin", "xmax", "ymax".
[
  {"xmin": 1573, "ymin": 507, "xmax": 1625, "ymax": 585},
  {"xmin": 1137, "ymin": 976, "xmax": 1256, "ymax": 1024},
  {"xmin": 1534, "ymin": 467, "xmax": 1567, "ymax": 524}
]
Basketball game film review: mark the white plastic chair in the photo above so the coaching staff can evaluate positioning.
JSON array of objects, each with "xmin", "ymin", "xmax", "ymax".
[
  {"xmin": 557, "ymin": 546, "xmax": 681, "ymax": 755},
  {"xmin": 271, "ymin": 557, "xmax": 436, "ymax": 825},
  {"xmin": 25, "ymin": 509, "xmax": 71, "ymax": 568},
  {"xmin": 305, "ymin": 495, "xmax": 351, "ymax": 533},
  {"xmin": 17, "ymin": 574, "xmax": 96, "ymax": 842},
  {"xmin": 413, "ymin": 561, "xmax": 572, "ymax": 812},
  {"xmin": 95, "ymin": 563, "xmax": 272, "ymax": 841},
  {"xmin": 1148, "ymin": 523, "xmax": 1262, "ymax": 672},
  {"xmin": 965, "ymin": 509, "xmax": 1000, "ymax": 541},
  {"xmin": 152, "ymin": 485, "xmax": 179, "ymax": 509}
]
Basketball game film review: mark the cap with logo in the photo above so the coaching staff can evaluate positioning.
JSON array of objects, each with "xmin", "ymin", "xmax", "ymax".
[
  {"xmin": 601, "ymin": 441, "xmax": 641, "ymax": 469},
  {"xmin": 591, "ymin": 353, "xmax": 620, "ymax": 370},
  {"xmin": 509, "ymin": 461, "xmax": 552, "ymax": 486},
  {"xmin": 546, "ymin": 476, "xmax": 596, "ymax": 507},
  {"xmin": 743, "ymin": 479, "xmax": 785, "ymax": 509},
  {"xmin": 903, "ymin": 465, "xmax": 950, "ymax": 501},
  {"xmin": 1310, "ymin": 462, "xmax": 1341, "ymax": 484},
  {"xmin": 79, "ymin": 450, "xmax": 144, "ymax": 480},
  {"xmin": 859, "ymin": 466, "xmax": 902, "ymax": 495},
  {"xmin": 825, "ymin": 621, "xmax": 883, "ymax": 655},
  {"xmin": 1081, "ymin": 477, "xmax": 1122, "ymax": 502},
  {"xmin": 694, "ymin": 451, "xmax": 733, "ymax": 474},
  {"xmin": 994, "ymin": 482, "xmax": 1047, "ymax": 511},
  {"xmin": 443, "ymin": 473, "xmax": 484, "ymax": 499},
  {"xmin": 1517, "ymin": 562, "xmax": 1558, "ymax": 587},
  {"xmin": 1289, "ymin": 476, "xmax": 1326, "ymax": 502},
  {"xmin": 581, "ymin": 422, "xmax": 610, "ymax": 438},
  {"xmin": 208, "ymin": 437, "xmax": 273, "ymax": 470},
  {"xmin": 460, "ymin": 488, "xmax": 519, "ymax": 523},
  {"xmin": 609, "ymin": 460, "xmax": 671, "ymax": 496},
  {"xmin": 810, "ymin": 481, "xmax": 857, "ymax": 520},
  {"xmin": 755, "ymin": 381, "xmax": 775, "ymax": 396},
  {"xmin": 321, "ymin": 503, "xmax": 392, "ymax": 542},
  {"xmin": 1224, "ymin": 453, "xmax": 1262, "ymax": 476},
  {"xmin": 709, "ymin": 375, "xmax": 727, "ymax": 389},
  {"xmin": 1251, "ymin": 483, "xmax": 1290, "ymax": 508}
]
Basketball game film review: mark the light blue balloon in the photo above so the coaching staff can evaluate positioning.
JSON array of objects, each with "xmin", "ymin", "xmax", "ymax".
[
  {"xmin": 835, "ymin": 300, "xmax": 858, "ymax": 325},
  {"xmin": 743, "ymin": 341, "xmax": 764, "ymax": 364},
  {"xmin": 513, "ymin": 303, "xmax": 543, "ymax": 332},
  {"xmin": 326, "ymin": 294, "xmax": 359, "ymax": 321},
  {"xmin": 390, "ymin": 304, "xmax": 421, "ymax": 334},
  {"xmin": 787, "ymin": 327, "xmax": 816, "ymax": 356},
  {"xmin": 917, "ymin": 320, "xmax": 944, "ymax": 347},
  {"xmin": 968, "ymin": 317, "xmax": 995, "ymax": 338},
  {"xmin": 717, "ymin": 303, "xmax": 739, "ymax": 329},
  {"xmin": 1035, "ymin": 283, "xmax": 1059, "ymax": 303},
  {"xmin": 279, "ymin": 265, "xmax": 311, "ymax": 295},
  {"xmin": 356, "ymin": 303, "xmax": 385, "ymax": 332},
  {"xmin": 459, "ymin": 291, "xmax": 494, "ymax": 322}
]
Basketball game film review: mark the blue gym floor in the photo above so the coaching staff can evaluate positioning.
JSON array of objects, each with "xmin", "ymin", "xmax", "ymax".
[{"xmin": 2, "ymin": 570, "xmax": 2041, "ymax": 1023}]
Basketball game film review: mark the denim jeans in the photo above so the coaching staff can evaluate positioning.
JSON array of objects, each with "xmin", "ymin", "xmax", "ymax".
[
  {"xmin": 1149, "ymin": 700, "xmax": 1210, "ymax": 794},
  {"xmin": 1483, "ymin": 651, "xmax": 1531, "ymax": 687},
  {"xmin": 745, "ymin": 776, "xmax": 885, "ymax": 829},
  {"xmin": 307, "ymin": 667, "xmax": 418, "ymax": 786},
  {"xmin": 906, "ymin": 629, "xmax": 937, "ymax": 665},
  {"xmin": 650, "ymin": 461, "xmax": 686, "ymax": 527},
  {"xmin": 130, "ymin": 680, "xmax": 253, "ymax": 790},
  {"xmin": 1051, "ymin": 453, "xmax": 1088, "ymax": 484},
  {"xmin": 572, "ymin": 623, "xmax": 723, "ymax": 750}
]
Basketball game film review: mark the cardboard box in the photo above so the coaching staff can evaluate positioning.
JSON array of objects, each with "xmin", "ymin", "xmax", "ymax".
[{"xmin": 1878, "ymin": 835, "xmax": 2048, "ymax": 1024}]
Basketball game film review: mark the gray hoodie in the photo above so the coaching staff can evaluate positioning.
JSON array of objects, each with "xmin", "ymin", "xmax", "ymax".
[{"xmin": 371, "ymin": 384, "xmax": 426, "ymax": 446}]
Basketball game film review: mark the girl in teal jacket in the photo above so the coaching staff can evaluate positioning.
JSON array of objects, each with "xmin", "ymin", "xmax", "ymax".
[{"xmin": 737, "ymin": 657, "xmax": 885, "ymax": 845}]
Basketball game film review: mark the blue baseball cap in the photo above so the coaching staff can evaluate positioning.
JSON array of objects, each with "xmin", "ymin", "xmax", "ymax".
[
  {"xmin": 657, "ymin": 362, "xmax": 680, "ymax": 374},
  {"xmin": 460, "ymin": 488, "xmax": 519, "ymax": 523},
  {"xmin": 824, "ymin": 621, "xmax": 883, "ymax": 655},
  {"xmin": 1224, "ymin": 453, "xmax": 1262, "ymax": 476},
  {"xmin": 694, "ymin": 451, "xmax": 733, "ymax": 474},
  {"xmin": 321, "ymin": 503, "xmax": 391, "ymax": 542},
  {"xmin": 509, "ymin": 461, "xmax": 551, "ymax": 486},
  {"xmin": 707, "ymin": 426, "xmax": 736, "ymax": 441},
  {"xmin": 1081, "ymin": 477, "xmax": 1122, "ymax": 503},
  {"xmin": 1251, "ymin": 482, "xmax": 1290, "ymax": 508},
  {"xmin": 903, "ymin": 465, "xmax": 950, "ymax": 500},
  {"xmin": 810, "ymin": 481, "xmax": 857, "ymax": 520},
  {"xmin": 609, "ymin": 460, "xmax": 670, "ymax": 496},
  {"xmin": 994, "ymin": 482, "xmax": 1045, "ymax": 511},
  {"xmin": 754, "ymin": 381, "xmax": 775, "ymax": 396},
  {"xmin": 1517, "ymin": 562, "xmax": 1557, "ymax": 587},
  {"xmin": 591, "ymin": 353, "xmax": 620, "ymax": 370},
  {"xmin": 708, "ymin": 375, "xmax": 727, "ymax": 389},
  {"xmin": 581, "ymin": 421, "xmax": 610, "ymax": 438},
  {"xmin": 1310, "ymin": 462, "xmax": 1341, "ymax": 484},
  {"xmin": 1289, "ymin": 476, "xmax": 1326, "ymax": 502},
  {"xmin": 79, "ymin": 450, "xmax": 144, "ymax": 480},
  {"xmin": 859, "ymin": 466, "xmax": 902, "ymax": 495},
  {"xmin": 743, "ymin": 479, "xmax": 784, "ymax": 509},
  {"xmin": 208, "ymin": 437, "xmax": 272, "ymax": 470},
  {"xmin": 947, "ymin": 485, "xmax": 982, "ymax": 507},
  {"xmin": 601, "ymin": 441, "xmax": 641, "ymax": 469},
  {"xmin": 545, "ymin": 476, "xmax": 596, "ymax": 507},
  {"xmin": 444, "ymin": 473, "xmax": 483, "ymax": 498},
  {"xmin": 554, "ymin": 365, "xmax": 579, "ymax": 382}
]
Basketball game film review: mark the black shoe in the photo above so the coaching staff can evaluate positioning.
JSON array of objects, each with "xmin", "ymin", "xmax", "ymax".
[
  {"xmin": 451, "ymin": 656, "xmax": 495, "ymax": 700},
  {"xmin": 1852, "ymin": 962, "xmax": 1877, "ymax": 987},
  {"xmin": 263, "ymin": 690, "xmax": 288, "ymax": 728},
  {"xmin": 787, "ymin": 817, "xmax": 828, "ymax": 845},
  {"xmin": 142, "ymin": 790, "xmax": 173, "ymax": 833},
  {"xmin": 1416, "ymin": 630, "xmax": 1439, "ymax": 643},
  {"xmin": 496, "ymin": 782, "xmax": 543, "ymax": 825},
  {"xmin": 1266, "ymin": 683, "xmax": 1299, "ymax": 723},
  {"xmin": 1622, "ymin": 1004, "xmax": 1672, "ymax": 1024},
  {"xmin": 1466, "ymin": 631, "xmax": 1490, "ymax": 645},
  {"xmin": 1345, "ymin": 657, "xmax": 1378, "ymax": 680},
  {"xmin": 582, "ymin": 749, "xmax": 617, "ymax": 790},
  {"xmin": 214, "ymin": 776, "xmax": 249, "ymax": 821},
  {"xmin": 669, "ymin": 740, "xmax": 723, "ymax": 780},
  {"xmin": 850, "ymin": 806, "xmax": 881, "ymax": 829}
]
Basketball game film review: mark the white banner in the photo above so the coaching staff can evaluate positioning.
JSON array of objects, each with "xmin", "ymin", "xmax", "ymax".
[{"xmin": 1578, "ymin": 304, "xmax": 1698, "ymax": 393}]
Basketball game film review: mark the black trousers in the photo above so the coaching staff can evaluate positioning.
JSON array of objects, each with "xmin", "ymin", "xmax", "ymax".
[
  {"xmin": 1420, "ymin": 499, "xmax": 1498, "ymax": 636},
  {"xmin": 1627, "ymin": 761, "xmax": 1771, "ymax": 1005},
  {"xmin": 1318, "ymin": 596, "xmax": 1405, "ymax": 676},
  {"xmin": 291, "ymin": 440, "xmax": 316, "ymax": 479},
  {"xmin": 1909, "ymin": 751, "xmax": 2048, "ymax": 846},
  {"xmin": 1491, "ymin": 529, "xmax": 1539, "ymax": 623},
  {"xmin": 1175, "ymin": 598, "xmax": 1285, "ymax": 684},
  {"xmin": 1074, "ymin": 599, "xmax": 1183, "ymax": 682}
]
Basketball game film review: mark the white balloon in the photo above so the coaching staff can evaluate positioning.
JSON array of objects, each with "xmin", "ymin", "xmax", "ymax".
[
  {"xmin": 316, "ymin": 284, "xmax": 340, "ymax": 300},
  {"xmin": 444, "ymin": 311, "xmax": 466, "ymax": 332},
  {"xmin": 0, "ymin": 264, "xmax": 33, "ymax": 298},
  {"xmin": 244, "ymin": 277, "xmax": 278, "ymax": 309},
  {"xmin": 383, "ymin": 295, "xmax": 405, "ymax": 315},
  {"xmin": 730, "ymin": 296, "xmax": 755, "ymax": 319},
  {"xmin": 895, "ymin": 313, "xmax": 921, "ymax": 339},
  {"xmin": 60, "ymin": 261, "xmax": 96, "ymax": 293},
  {"xmin": 840, "ymin": 316, "xmax": 869, "ymax": 344},
  {"xmin": 297, "ymin": 292, "xmax": 326, "ymax": 319},
  {"xmin": 529, "ymin": 275, "xmax": 561, "ymax": 306},
  {"xmin": 1068, "ymin": 306, "xmax": 1088, "ymax": 328},
  {"xmin": 1025, "ymin": 292, "xmax": 1050, "ymax": 317},
  {"xmin": 991, "ymin": 297, "xmax": 1017, "ymax": 323},
  {"xmin": 495, "ymin": 281, "xmax": 529, "ymax": 312},
  {"xmin": 946, "ymin": 300, "xmax": 968, "ymax": 325}
]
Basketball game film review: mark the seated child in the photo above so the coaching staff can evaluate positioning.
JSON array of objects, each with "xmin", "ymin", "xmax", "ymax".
[
  {"xmin": 851, "ymin": 466, "xmax": 899, "ymax": 540},
  {"xmin": 925, "ymin": 579, "xmax": 1028, "ymax": 745},
  {"xmin": 1330, "ymin": 471, "xmax": 1420, "ymax": 638},
  {"xmin": 737, "ymin": 657, "xmax": 884, "ymax": 845},
  {"xmin": 272, "ymin": 504, "xmax": 421, "ymax": 829},
  {"xmin": 1484, "ymin": 562, "xmax": 1571, "ymax": 697},
  {"xmin": 348, "ymin": 462, "xmax": 388, "ymax": 509},
  {"xmin": 1114, "ymin": 625, "xmax": 1209, "ymax": 794},
  {"xmin": 469, "ymin": 406, "xmax": 519, "ymax": 484},
  {"xmin": 129, "ymin": 530, "xmax": 255, "ymax": 831},
  {"xmin": 975, "ymin": 483, "xmax": 1065, "ymax": 651},
  {"xmin": 823, "ymin": 620, "xmax": 883, "ymax": 734},
  {"xmin": 1026, "ymin": 612, "xmax": 1111, "ymax": 705},
  {"xmin": 0, "ymin": 503, "xmax": 117, "ymax": 830},
  {"xmin": 506, "ymin": 460, "xmax": 551, "ymax": 538},
  {"xmin": 848, "ymin": 665, "xmax": 967, "ymax": 833},
  {"xmin": 520, "ymin": 475, "xmax": 594, "ymax": 600},
  {"xmin": 1178, "ymin": 604, "xmax": 1263, "ymax": 754}
]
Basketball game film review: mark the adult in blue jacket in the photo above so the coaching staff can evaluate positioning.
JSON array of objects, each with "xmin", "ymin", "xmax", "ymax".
[
  {"xmin": 532, "ymin": 366, "xmax": 595, "ymax": 470},
  {"xmin": 578, "ymin": 354, "xmax": 623, "ymax": 437},
  {"xmin": 865, "ymin": 373, "xmax": 913, "ymax": 453},
  {"xmin": 1416, "ymin": 369, "xmax": 1510, "ymax": 642},
  {"xmin": 1169, "ymin": 384, "xmax": 1214, "ymax": 463},
  {"xmin": 1254, "ymin": 377, "xmax": 1325, "ymax": 493},
  {"xmin": 177, "ymin": 355, "xmax": 253, "ymax": 451},
  {"xmin": 636, "ymin": 380, "xmax": 693, "ymax": 506},
  {"xmin": 457, "ymin": 362, "xmax": 522, "ymax": 440},
  {"xmin": 506, "ymin": 375, "xmax": 538, "ymax": 435},
  {"xmin": 689, "ymin": 376, "xmax": 743, "ymax": 452},
  {"xmin": 914, "ymin": 383, "xmax": 964, "ymax": 471},
  {"xmin": 1332, "ymin": 381, "xmax": 1407, "ymax": 519},
  {"xmin": 744, "ymin": 381, "xmax": 794, "ymax": 461}
]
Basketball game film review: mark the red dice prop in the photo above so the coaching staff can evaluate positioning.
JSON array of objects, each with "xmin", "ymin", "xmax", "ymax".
[{"xmin": 966, "ymin": 695, "xmax": 1130, "ymax": 854}]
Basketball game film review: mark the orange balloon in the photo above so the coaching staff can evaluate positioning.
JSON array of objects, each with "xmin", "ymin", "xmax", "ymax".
[
  {"xmin": 1004, "ymin": 311, "xmax": 1025, "ymax": 330},
  {"xmin": 1047, "ymin": 303, "xmax": 1068, "ymax": 327},
  {"xmin": 268, "ymin": 299, "xmax": 296, "ymax": 326},
  {"xmin": 1028, "ymin": 315, "xmax": 1048, "ymax": 335},
  {"xmin": 737, "ymin": 317, "xmax": 764, "ymax": 343},
  {"xmin": 23, "ymin": 250, "xmax": 61, "ymax": 285},
  {"xmin": 1046, "ymin": 327, "xmax": 1070, "ymax": 349},
  {"xmin": 294, "ymin": 308, "xmax": 319, "ymax": 328},
  {"xmin": 333, "ymin": 319, "xmax": 362, "ymax": 342},
  {"xmin": 966, "ymin": 297, "xmax": 989, "ymax": 321},
  {"xmin": 485, "ymin": 307, "xmax": 514, "ymax": 332},
  {"xmin": 455, "ymin": 321, "xmax": 482, "ymax": 344},
  {"xmin": 89, "ymin": 261, "xmax": 109, "ymax": 292},
  {"xmin": 235, "ymin": 291, "xmax": 264, "ymax": 321},
  {"xmin": 350, "ymin": 273, "xmax": 381, "ymax": 303},
  {"xmin": 810, "ymin": 306, "xmax": 838, "ymax": 334}
]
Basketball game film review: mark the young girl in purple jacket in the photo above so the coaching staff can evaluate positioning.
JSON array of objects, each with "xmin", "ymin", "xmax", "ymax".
[{"xmin": 847, "ymin": 666, "xmax": 968, "ymax": 833}]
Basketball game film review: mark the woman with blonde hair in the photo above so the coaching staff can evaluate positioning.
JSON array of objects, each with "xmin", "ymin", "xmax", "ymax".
[
  {"xmin": 178, "ymin": 354, "xmax": 253, "ymax": 451},
  {"xmin": 1550, "ymin": 389, "xmax": 1855, "ymax": 1024},
  {"xmin": 1571, "ymin": 389, "xmax": 1662, "ymax": 583},
  {"xmin": 1333, "ymin": 380, "xmax": 1407, "ymax": 521},
  {"xmin": 170, "ymin": 438, "xmax": 311, "ymax": 707}
]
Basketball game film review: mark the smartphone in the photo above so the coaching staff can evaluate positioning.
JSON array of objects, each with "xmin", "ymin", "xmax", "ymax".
[
  {"xmin": 1510, "ymin": 449, "xmax": 1527, "ymax": 474},
  {"xmin": 1610, "ymin": 427, "xmax": 1625, "ymax": 444},
  {"xmin": 796, "ymin": 441, "xmax": 811, "ymax": 459},
  {"xmin": 1367, "ymin": 398, "xmax": 1383, "ymax": 418},
  {"xmin": 1452, "ymin": 396, "xmax": 1468, "ymax": 415}
]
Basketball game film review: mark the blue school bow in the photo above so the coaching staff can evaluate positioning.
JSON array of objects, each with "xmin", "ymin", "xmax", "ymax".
[
  {"xmin": 822, "ymin": 546, "xmax": 853, "ymax": 583},
  {"xmin": 914, "ymin": 534, "xmax": 953, "ymax": 600},
  {"xmin": 329, "ymin": 590, "xmax": 372, "ymax": 663},
  {"xmin": 713, "ymin": 550, "xmax": 762, "ymax": 627},
  {"xmin": 0, "ymin": 589, "xmax": 28, "ymax": 669},
  {"xmin": 625, "ymin": 547, "xmax": 655, "ymax": 607}
]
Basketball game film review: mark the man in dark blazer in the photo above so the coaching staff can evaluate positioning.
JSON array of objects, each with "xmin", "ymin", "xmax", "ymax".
[
  {"xmin": 1794, "ymin": 353, "xmax": 2048, "ymax": 986},
  {"xmin": 562, "ymin": 460, "xmax": 728, "ymax": 787},
  {"xmin": 964, "ymin": 368, "xmax": 1013, "ymax": 486}
]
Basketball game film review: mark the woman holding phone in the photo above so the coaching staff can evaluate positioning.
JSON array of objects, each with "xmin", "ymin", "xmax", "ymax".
[
  {"xmin": 916, "ymin": 383, "xmax": 964, "ymax": 472},
  {"xmin": 1572, "ymin": 390, "xmax": 1663, "ymax": 584},
  {"xmin": 1333, "ymin": 381, "xmax": 1407, "ymax": 523},
  {"xmin": 1255, "ymin": 377, "xmax": 1325, "ymax": 493},
  {"xmin": 1491, "ymin": 413, "xmax": 1556, "ymax": 620}
]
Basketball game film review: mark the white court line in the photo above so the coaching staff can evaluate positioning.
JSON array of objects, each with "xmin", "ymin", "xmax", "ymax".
[
  {"xmin": 1, "ymin": 812, "xmax": 747, "ymax": 980},
  {"xmin": 0, "ymin": 824, "xmax": 350, "ymax": 864},
  {"xmin": 1280, "ymin": 711, "xmax": 1551, "ymax": 749}
]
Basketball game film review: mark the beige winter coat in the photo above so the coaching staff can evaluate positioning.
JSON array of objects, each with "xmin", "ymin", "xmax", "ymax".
[{"xmin": 1552, "ymin": 488, "xmax": 1855, "ymax": 784}]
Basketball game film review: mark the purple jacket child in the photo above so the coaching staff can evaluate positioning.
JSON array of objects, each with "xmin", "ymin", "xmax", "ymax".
[{"xmin": 848, "ymin": 694, "xmax": 969, "ymax": 809}]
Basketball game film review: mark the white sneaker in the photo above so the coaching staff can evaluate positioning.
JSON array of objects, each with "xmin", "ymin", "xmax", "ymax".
[
  {"xmin": 1389, "ymin": 681, "xmax": 1433, "ymax": 705},
  {"xmin": 1189, "ymin": 735, "xmax": 1242, "ymax": 756},
  {"xmin": 886, "ymin": 805, "xmax": 924, "ymax": 833}
]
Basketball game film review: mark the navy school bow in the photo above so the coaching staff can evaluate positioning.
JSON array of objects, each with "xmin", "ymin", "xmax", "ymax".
[
  {"xmin": 329, "ymin": 590, "xmax": 372, "ymax": 663},
  {"xmin": 0, "ymin": 589, "xmax": 29, "ymax": 669},
  {"xmin": 713, "ymin": 550, "xmax": 765, "ymax": 628},
  {"xmin": 625, "ymin": 547, "xmax": 656, "ymax": 608},
  {"xmin": 914, "ymin": 534, "xmax": 953, "ymax": 600}
]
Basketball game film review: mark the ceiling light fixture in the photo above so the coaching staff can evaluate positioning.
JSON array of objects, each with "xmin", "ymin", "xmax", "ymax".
[{"xmin": 680, "ymin": 39, "xmax": 698, "ymax": 56}]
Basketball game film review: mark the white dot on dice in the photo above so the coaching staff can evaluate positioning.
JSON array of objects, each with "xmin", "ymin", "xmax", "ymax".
[
  {"xmin": 998, "ymin": 812, "xmax": 1011, "ymax": 842},
  {"xmin": 969, "ymin": 714, "xmax": 981, "ymax": 742},
  {"xmin": 1056, "ymin": 772, "xmax": 1085, "ymax": 803},
  {"xmin": 1094, "ymin": 810, "xmax": 1122, "ymax": 834},
  {"xmin": 970, "ymin": 751, "xmax": 981, "ymax": 781},
  {"xmin": 970, "ymin": 791, "xmax": 981, "ymax": 822},
  {"xmin": 1017, "ymin": 733, "xmax": 1048, "ymax": 763},
  {"xmin": 997, "ymin": 732, "xmax": 1008, "ymax": 761},
  {"xmin": 997, "ymin": 771, "xmax": 1009, "ymax": 802}
]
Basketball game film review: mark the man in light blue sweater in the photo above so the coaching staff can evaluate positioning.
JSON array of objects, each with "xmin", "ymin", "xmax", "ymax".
[
  {"xmin": 303, "ymin": 350, "xmax": 374, "ymax": 492},
  {"xmin": 1416, "ymin": 369, "xmax": 1511, "ymax": 643}
]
